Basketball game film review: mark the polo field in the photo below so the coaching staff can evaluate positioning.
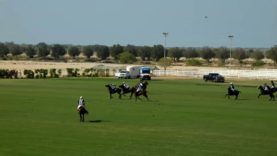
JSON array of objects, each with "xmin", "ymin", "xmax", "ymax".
[{"xmin": 1, "ymin": 78, "xmax": 277, "ymax": 156}]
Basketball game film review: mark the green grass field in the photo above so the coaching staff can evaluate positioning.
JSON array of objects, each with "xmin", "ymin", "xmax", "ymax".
[{"xmin": 1, "ymin": 78, "xmax": 277, "ymax": 156}]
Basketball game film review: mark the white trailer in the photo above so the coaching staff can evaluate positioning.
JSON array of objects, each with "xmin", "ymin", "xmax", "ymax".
[{"xmin": 126, "ymin": 66, "xmax": 141, "ymax": 78}]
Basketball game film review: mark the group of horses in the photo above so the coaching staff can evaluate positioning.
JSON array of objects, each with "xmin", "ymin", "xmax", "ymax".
[
  {"xmin": 257, "ymin": 85, "xmax": 277, "ymax": 100},
  {"xmin": 225, "ymin": 84, "xmax": 277, "ymax": 100},
  {"xmin": 78, "ymin": 81, "xmax": 149, "ymax": 122},
  {"xmin": 105, "ymin": 81, "xmax": 149, "ymax": 100},
  {"xmin": 79, "ymin": 81, "xmax": 276, "ymax": 122}
]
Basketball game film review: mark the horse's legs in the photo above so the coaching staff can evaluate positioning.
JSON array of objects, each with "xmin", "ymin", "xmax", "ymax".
[
  {"xmin": 271, "ymin": 94, "xmax": 275, "ymax": 101},
  {"xmin": 79, "ymin": 113, "xmax": 83, "ymax": 122},
  {"xmin": 268, "ymin": 94, "xmax": 273, "ymax": 101},
  {"xmin": 227, "ymin": 94, "xmax": 230, "ymax": 99},
  {"xmin": 130, "ymin": 91, "xmax": 134, "ymax": 99},
  {"xmin": 143, "ymin": 92, "xmax": 149, "ymax": 101},
  {"xmin": 135, "ymin": 93, "xmax": 139, "ymax": 101},
  {"xmin": 135, "ymin": 93, "xmax": 143, "ymax": 101},
  {"xmin": 135, "ymin": 96, "xmax": 141, "ymax": 101},
  {"xmin": 118, "ymin": 92, "xmax": 122, "ymax": 99}
]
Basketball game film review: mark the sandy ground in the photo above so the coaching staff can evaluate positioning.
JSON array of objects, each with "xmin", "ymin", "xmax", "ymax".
[
  {"xmin": 1, "ymin": 60, "xmax": 244, "ymax": 71},
  {"xmin": 0, "ymin": 60, "xmax": 127, "ymax": 70},
  {"xmin": 1, "ymin": 60, "xmax": 276, "ymax": 80}
]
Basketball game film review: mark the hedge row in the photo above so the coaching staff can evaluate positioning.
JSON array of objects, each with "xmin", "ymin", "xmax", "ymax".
[
  {"xmin": 0, "ymin": 69, "xmax": 18, "ymax": 78},
  {"xmin": 0, "ymin": 68, "xmax": 111, "ymax": 79}
]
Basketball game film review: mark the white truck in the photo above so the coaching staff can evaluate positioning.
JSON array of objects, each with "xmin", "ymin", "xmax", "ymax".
[
  {"xmin": 114, "ymin": 66, "xmax": 140, "ymax": 79},
  {"xmin": 114, "ymin": 66, "xmax": 152, "ymax": 80},
  {"xmin": 140, "ymin": 66, "xmax": 151, "ymax": 80},
  {"xmin": 126, "ymin": 66, "xmax": 141, "ymax": 78},
  {"xmin": 114, "ymin": 70, "xmax": 131, "ymax": 79}
]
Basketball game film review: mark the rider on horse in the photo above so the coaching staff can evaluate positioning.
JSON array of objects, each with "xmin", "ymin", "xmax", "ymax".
[
  {"xmin": 77, "ymin": 96, "xmax": 87, "ymax": 111},
  {"xmin": 229, "ymin": 82, "xmax": 236, "ymax": 92},
  {"xmin": 263, "ymin": 83, "xmax": 270, "ymax": 92},
  {"xmin": 136, "ymin": 80, "xmax": 144, "ymax": 93},
  {"xmin": 271, "ymin": 80, "xmax": 276, "ymax": 89},
  {"xmin": 77, "ymin": 96, "xmax": 88, "ymax": 122},
  {"xmin": 122, "ymin": 82, "xmax": 130, "ymax": 90},
  {"xmin": 110, "ymin": 84, "xmax": 116, "ymax": 91},
  {"xmin": 226, "ymin": 82, "xmax": 240, "ymax": 99}
]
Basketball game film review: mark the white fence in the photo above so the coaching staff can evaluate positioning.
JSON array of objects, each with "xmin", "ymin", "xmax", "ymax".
[{"xmin": 153, "ymin": 68, "xmax": 277, "ymax": 80}]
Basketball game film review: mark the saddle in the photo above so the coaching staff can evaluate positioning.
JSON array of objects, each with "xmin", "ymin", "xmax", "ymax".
[{"xmin": 78, "ymin": 106, "xmax": 88, "ymax": 114}]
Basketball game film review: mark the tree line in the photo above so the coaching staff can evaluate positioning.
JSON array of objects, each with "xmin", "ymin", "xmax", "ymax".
[{"xmin": 0, "ymin": 42, "xmax": 277, "ymax": 64}]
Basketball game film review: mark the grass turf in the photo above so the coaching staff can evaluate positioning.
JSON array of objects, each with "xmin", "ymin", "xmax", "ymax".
[{"xmin": 0, "ymin": 78, "xmax": 277, "ymax": 156}]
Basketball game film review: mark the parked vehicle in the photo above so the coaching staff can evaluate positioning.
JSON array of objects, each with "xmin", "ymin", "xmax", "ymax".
[
  {"xmin": 140, "ymin": 67, "xmax": 151, "ymax": 80},
  {"xmin": 115, "ymin": 66, "xmax": 152, "ymax": 80},
  {"xmin": 114, "ymin": 70, "xmax": 131, "ymax": 79},
  {"xmin": 203, "ymin": 73, "xmax": 225, "ymax": 82},
  {"xmin": 126, "ymin": 66, "xmax": 141, "ymax": 78}
]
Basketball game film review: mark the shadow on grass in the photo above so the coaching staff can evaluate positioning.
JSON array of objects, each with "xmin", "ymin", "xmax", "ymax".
[{"xmin": 88, "ymin": 120, "xmax": 111, "ymax": 123}]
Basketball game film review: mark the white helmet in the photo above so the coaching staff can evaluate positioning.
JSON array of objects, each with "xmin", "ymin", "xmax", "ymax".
[
  {"xmin": 230, "ymin": 82, "xmax": 233, "ymax": 85},
  {"xmin": 80, "ymin": 96, "xmax": 83, "ymax": 99}
]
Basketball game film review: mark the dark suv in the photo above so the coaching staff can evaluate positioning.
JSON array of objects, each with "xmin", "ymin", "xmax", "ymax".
[{"xmin": 203, "ymin": 73, "xmax": 225, "ymax": 82}]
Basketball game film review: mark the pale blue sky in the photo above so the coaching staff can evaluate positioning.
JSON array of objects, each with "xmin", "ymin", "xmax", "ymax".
[{"xmin": 0, "ymin": 0, "xmax": 276, "ymax": 48}]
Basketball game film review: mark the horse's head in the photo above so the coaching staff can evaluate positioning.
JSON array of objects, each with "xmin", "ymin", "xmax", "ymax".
[
  {"xmin": 118, "ymin": 84, "xmax": 124, "ymax": 89},
  {"xmin": 142, "ymin": 81, "xmax": 148, "ymax": 89},
  {"xmin": 143, "ymin": 81, "xmax": 148, "ymax": 85},
  {"xmin": 227, "ymin": 87, "xmax": 232, "ymax": 92},
  {"xmin": 258, "ymin": 85, "xmax": 267, "ymax": 93},
  {"xmin": 105, "ymin": 84, "xmax": 112, "ymax": 89}
]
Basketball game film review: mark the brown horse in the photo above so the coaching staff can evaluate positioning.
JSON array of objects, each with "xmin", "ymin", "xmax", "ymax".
[
  {"xmin": 78, "ymin": 106, "xmax": 88, "ymax": 122},
  {"xmin": 131, "ymin": 81, "xmax": 149, "ymax": 100},
  {"xmin": 105, "ymin": 84, "xmax": 122, "ymax": 99},
  {"xmin": 118, "ymin": 84, "xmax": 136, "ymax": 98},
  {"xmin": 258, "ymin": 85, "xmax": 275, "ymax": 101},
  {"xmin": 225, "ymin": 87, "xmax": 240, "ymax": 100}
]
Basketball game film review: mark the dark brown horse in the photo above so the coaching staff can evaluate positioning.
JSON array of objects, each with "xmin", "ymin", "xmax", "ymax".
[
  {"xmin": 118, "ymin": 84, "xmax": 136, "ymax": 98},
  {"xmin": 258, "ymin": 85, "xmax": 275, "ymax": 100},
  {"xmin": 131, "ymin": 81, "xmax": 149, "ymax": 100},
  {"xmin": 105, "ymin": 84, "xmax": 122, "ymax": 99},
  {"xmin": 78, "ymin": 106, "xmax": 88, "ymax": 122},
  {"xmin": 225, "ymin": 87, "xmax": 240, "ymax": 100}
]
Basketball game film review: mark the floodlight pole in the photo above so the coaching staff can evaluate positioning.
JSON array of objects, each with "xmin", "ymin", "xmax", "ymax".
[
  {"xmin": 228, "ymin": 35, "xmax": 234, "ymax": 59},
  {"xmin": 162, "ymin": 32, "xmax": 168, "ymax": 75}
]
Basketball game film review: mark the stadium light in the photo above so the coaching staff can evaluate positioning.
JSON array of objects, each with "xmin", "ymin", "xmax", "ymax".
[
  {"xmin": 162, "ymin": 32, "xmax": 168, "ymax": 59},
  {"xmin": 228, "ymin": 35, "xmax": 234, "ymax": 59},
  {"xmin": 162, "ymin": 32, "xmax": 168, "ymax": 75}
]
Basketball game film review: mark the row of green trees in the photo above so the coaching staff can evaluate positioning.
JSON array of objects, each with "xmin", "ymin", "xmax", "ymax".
[{"xmin": 1, "ymin": 42, "xmax": 277, "ymax": 63}]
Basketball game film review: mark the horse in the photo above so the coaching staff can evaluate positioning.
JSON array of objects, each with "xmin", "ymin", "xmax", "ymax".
[
  {"xmin": 78, "ymin": 106, "xmax": 88, "ymax": 122},
  {"xmin": 105, "ymin": 84, "xmax": 122, "ymax": 99},
  {"xmin": 118, "ymin": 84, "xmax": 136, "ymax": 98},
  {"xmin": 131, "ymin": 81, "xmax": 149, "ymax": 100},
  {"xmin": 258, "ymin": 85, "xmax": 275, "ymax": 100},
  {"xmin": 225, "ymin": 87, "xmax": 240, "ymax": 100}
]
